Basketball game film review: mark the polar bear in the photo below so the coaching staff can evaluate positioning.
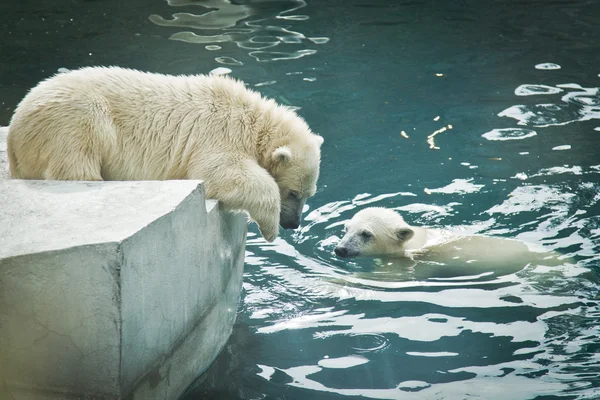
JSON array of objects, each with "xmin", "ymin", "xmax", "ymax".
[
  {"xmin": 7, "ymin": 66, "xmax": 324, "ymax": 242},
  {"xmin": 334, "ymin": 207, "xmax": 572, "ymax": 279}
]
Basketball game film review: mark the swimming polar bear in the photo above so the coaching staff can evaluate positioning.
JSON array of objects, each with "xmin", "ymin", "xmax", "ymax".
[{"xmin": 334, "ymin": 207, "xmax": 572, "ymax": 280}]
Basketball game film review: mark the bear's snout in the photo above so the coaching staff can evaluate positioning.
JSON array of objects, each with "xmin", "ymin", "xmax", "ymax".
[
  {"xmin": 280, "ymin": 219, "xmax": 300, "ymax": 229},
  {"xmin": 335, "ymin": 246, "xmax": 358, "ymax": 258},
  {"xmin": 334, "ymin": 246, "xmax": 348, "ymax": 257}
]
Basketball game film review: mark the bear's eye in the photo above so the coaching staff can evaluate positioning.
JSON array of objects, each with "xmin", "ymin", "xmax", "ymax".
[
  {"xmin": 360, "ymin": 230, "xmax": 373, "ymax": 240},
  {"xmin": 289, "ymin": 190, "xmax": 301, "ymax": 200}
]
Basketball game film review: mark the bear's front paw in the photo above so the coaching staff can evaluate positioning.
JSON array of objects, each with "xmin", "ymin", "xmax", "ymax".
[{"xmin": 257, "ymin": 218, "xmax": 279, "ymax": 243}]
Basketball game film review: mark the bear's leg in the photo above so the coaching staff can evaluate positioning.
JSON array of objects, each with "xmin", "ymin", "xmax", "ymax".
[
  {"xmin": 44, "ymin": 155, "xmax": 104, "ymax": 181},
  {"xmin": 42, "ymin": 112, "xmax": 116, "ymax": 181},
  {"xmin": 189, "ymin": 157, "xmax": 281, "ymax": 242}
]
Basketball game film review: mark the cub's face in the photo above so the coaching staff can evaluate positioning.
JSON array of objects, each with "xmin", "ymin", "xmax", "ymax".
[
  {"xmin": 334, "ymin": 208, "xmax": 414, "ymax": 258},
  {"xmin": 270, "ymin": 135, "xmax": 323, "ymax": 230}
]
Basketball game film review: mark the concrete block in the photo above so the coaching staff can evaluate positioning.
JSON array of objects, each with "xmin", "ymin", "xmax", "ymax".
[{"xmin": 0, "ymin": 127, "xmax": 248, "ymax": 399}]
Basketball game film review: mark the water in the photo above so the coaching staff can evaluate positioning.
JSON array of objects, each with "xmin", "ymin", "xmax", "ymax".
[{"xmin": 2, "ymin": 0, "xmax": 600, "ymax": 399}]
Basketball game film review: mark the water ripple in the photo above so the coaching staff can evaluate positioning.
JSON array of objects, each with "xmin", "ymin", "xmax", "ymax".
[
  {"xmin": 499, "ymin": 83, "xmax": 600, "ymax": 127},
  {"xmin": 149, "ymin": 0, "xmax": 327, "ymax": 66}
]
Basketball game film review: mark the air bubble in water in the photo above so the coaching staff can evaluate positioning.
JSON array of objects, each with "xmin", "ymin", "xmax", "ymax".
[{"xmin": 205, "ymin": 45, "xmax": 221, "ymax": 51}]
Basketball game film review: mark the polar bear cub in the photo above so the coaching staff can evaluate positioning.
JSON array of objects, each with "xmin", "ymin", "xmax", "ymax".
[
  {"xmin": 335, "ymin": 207, "xmax": 569, "ymax": 269},
  {"xmin": 7, "ymin": 66, "xmax": 325, "ymax": 242}
]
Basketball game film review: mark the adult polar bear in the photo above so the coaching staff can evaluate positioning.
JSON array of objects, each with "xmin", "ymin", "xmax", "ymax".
[{"xmin": 7, "ymin": 66, "xmax": 324, "ymax": 242}]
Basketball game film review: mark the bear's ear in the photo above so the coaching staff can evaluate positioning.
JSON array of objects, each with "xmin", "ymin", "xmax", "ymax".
[
  {"xmin": 396, "ymin": 228, "xmax": 414, "ymax": 243},
  {"xmin": 314, "ymin": 135, "xmax": 324, "ymax": 147},
  {"xmin": 272, "ymin": 146, "xmax": 293, "ymax": 163}
]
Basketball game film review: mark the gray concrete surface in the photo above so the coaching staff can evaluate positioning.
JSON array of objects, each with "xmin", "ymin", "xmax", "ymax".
[{"xmin": 0, "ymin": 126, "xmax": 248, "ymax": 399}]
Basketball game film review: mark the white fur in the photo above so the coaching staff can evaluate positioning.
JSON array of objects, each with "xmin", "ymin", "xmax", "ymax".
[
  {"xmin": 336, "ymin": 207, "xmax": 569, "ymax": 268},
  {"xmin": 7, "ymin": 66, "xmax": 324, "ymax": 242}
]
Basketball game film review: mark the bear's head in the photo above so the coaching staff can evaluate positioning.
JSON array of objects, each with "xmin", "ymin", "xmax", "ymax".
[
  {"xmin": 267, "ymin": 119, "xmax": 324, "ymax": 230},
  {"xmin": 334, "ymin": 207, "xmax": 415, "ymax": 258}
]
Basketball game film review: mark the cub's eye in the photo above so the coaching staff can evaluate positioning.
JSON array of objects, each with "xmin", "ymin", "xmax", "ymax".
[
  {"xmin": 289, "ymin": 191, "xmax": 301, "ymax": 199},
  {"xmin": 360, "ymin": 230, "xmax": 373, "ymax": 239}
]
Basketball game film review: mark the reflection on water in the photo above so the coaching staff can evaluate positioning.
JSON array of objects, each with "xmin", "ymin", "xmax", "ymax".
[
  {"xmin": 500, "ymin": 83, "xmax": 600, "ymax": 128},
  {"xmin": 149, "ymin": 0, "xmax": 327, "ymax": 65}
]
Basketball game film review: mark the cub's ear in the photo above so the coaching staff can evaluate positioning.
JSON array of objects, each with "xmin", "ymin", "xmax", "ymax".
[
  {"xmin": 272, "ymin": 146, "xmax": 293, "ymax": 163},
  {"xmin": 314, "ymin": 135, "xmax": 324, "ymax": 147},
  {"xmin": 396, "ymin": 227, "xmax": 414, "ymax": 242}
]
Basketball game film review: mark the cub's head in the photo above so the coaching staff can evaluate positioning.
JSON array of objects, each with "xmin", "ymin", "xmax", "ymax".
[
  {"xmin": 268, "ymin": 122, "xmax": 324, "ymax": 230},
  {"xmin": 335, "ymin": 207, "xmax": 415, "ymax": 258}
]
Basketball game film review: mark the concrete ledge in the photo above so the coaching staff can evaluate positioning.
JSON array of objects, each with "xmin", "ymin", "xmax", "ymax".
[{"xmin": 0, "ymin": 127, "xmax": 248, "ymax": 399}]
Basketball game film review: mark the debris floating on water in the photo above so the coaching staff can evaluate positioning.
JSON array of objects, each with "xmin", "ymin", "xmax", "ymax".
[{"xmin": 427, "ymin": 124, "xmax": 453, "ymax": 150}]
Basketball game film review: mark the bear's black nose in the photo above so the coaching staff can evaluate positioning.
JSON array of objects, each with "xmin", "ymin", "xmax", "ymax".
[
  {"xmin": 335, "ymin": 246, "xmax": 348, "ymax": 258},
  {"xmin": 281, "ymin": 220, "xmax": 300, "ymax": 229}
]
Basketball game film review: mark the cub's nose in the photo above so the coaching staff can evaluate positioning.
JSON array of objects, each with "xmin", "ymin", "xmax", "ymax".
[{"xmin": 334, "ymin": 246, "xmax": 348, "ymax": 258}]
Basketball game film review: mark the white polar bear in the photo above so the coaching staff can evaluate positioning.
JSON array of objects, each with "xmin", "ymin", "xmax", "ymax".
[
  {"xmin": 334, "ymin": 207, "xmax": 572, "ymax": 279},
  {"xmin": 7, "ymin": 66, "xmax": 324, "ymax": 242}
]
